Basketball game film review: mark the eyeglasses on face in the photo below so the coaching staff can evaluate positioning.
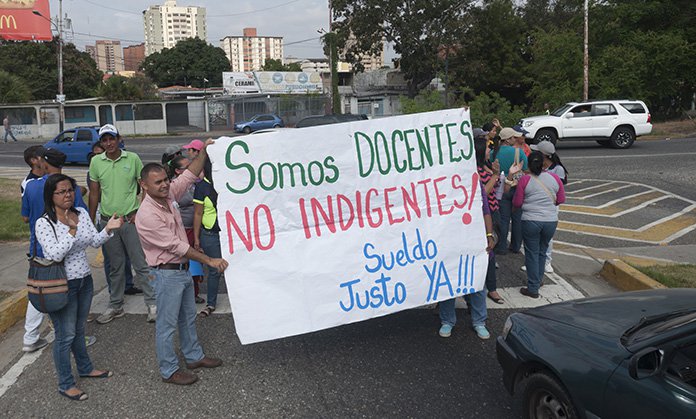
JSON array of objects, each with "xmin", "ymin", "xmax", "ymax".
[{"xmin": 54, "ymin": 188, "xmax": 75, "ymax": 196}]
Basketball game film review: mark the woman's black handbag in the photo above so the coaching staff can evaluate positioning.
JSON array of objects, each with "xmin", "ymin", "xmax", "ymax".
[{"xmin": 27, "ymin": 218, "xmax": 68, "ymax": 313}]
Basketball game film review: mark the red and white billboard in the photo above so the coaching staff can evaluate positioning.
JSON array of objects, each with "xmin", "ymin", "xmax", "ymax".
[{"xmin": 0, "ymin": 0, "xmax": 52, "ymax": 41}]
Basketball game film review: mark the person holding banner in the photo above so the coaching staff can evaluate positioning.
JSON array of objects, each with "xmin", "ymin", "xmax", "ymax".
[
  {"xmin": 135, "ymin": 139, "xmax": 228, "ymax": 386},
  {"xmin": 438, "ymin": 177, "xmax": 496, "ymax": 340},
  {"xmin": 192, "ymin": 158, "xmax": 222, "ymax": 318}
]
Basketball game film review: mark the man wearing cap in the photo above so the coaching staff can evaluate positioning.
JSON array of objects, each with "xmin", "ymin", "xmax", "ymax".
[
  {"xmin": 21, "ymin": 149, "xmax": 88, "ymax": 352},
  {"xmin": 491, "ymin": 127, "xmax": 529, "ymax": 254},
  {"xmin": 89, "ymin": 124, "xmax": 156, "ymax": 324},
  {"xmin": 512, "ymin": 124, "xmax": 532, "ymax": 156},
  {"xmin": 135, "ymin": 139, "xmax": 227, "ymax": 385}
]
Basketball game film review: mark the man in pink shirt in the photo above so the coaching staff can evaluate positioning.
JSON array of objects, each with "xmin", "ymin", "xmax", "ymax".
[{"xmin": 135, "ymin": 138, "xmax": 229, "ymax": 386}]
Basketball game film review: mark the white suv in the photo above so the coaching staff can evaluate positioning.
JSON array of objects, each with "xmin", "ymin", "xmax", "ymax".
[{"xmin": 519, "ymin": 100, "xmax": 652, "ymax": 149}]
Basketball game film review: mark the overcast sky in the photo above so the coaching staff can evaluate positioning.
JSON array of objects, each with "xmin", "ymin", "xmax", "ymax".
[{"xmin": 49, "ymin": 0, "xmax": 334, "ymax": 59}]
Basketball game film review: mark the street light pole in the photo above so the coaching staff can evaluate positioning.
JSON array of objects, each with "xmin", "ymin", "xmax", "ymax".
[
  {"xmin": 583, "ymin": 0, "xmax": 589, "ymax": 102},
  {"xmin": 33, "ymin": 0, "xmax": 64, "ymax": 131},
  {"xmin": 58, "ymin": 0, "xmax": 64, "ymax": 131}
]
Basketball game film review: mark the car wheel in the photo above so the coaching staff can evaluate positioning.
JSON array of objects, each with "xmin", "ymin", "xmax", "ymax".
[
  {"xmin": 243, "ymin": 126, "xmax": 252, "ymax": 134},
  {"xmin": 534, "ymin": 129, "xmax": 557, "ymax": 145},
  {"xmin": 610, "ymin": 126, "xmax": 635, "ymax": 149},
  {"xmin": 596, "ymin": 140, "xmax": 611, "ymax": 147},
  {"xmin": 517, "ymin": 372, "xmax": 578, "ymax": 419},
  {"xmin": 273, "ymin": 124, "xmax": 280, "ymax": 128}
]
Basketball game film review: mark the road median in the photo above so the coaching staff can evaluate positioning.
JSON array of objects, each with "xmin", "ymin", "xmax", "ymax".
[
  {"xmin": 600, "ymin": 259, "xmax": 667, "ymax": 291},
  {"xmin": 0, "ymin": 289, "xmax": 27, "ymax": 335}
]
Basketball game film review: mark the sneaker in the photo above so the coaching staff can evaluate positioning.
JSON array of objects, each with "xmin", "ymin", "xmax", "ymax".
[
  {"xmin": 439, "ymin": 324, "xmax": 453, "ymax": 338},
  {"xmin": 545, "ymin": 262, "xmax": 554, "ymax": 273},
  {"xmin": 124, "ymin": 286, "xmax": 143, "ymax": 295},
  {"xmin": 473, "ymin": 325, "xmax": 490, "ymax": 340},
  {"xmin": 85, "ymin": 335, "xmax": 97, "ymax": 347},
  {"xmin": 22, "ymin": 337, "xmax": 49, "ymax": 352},
  {"xmin": 146, "ymin": 305, "xmax": 157, "ymax": 323},
  {"xmin": 520, "ymin": 265, "xmax": 526, "ymax": 272},
  {"xmin": 96, "ymin": 308, "xmax": 125, "ymax": 324}
]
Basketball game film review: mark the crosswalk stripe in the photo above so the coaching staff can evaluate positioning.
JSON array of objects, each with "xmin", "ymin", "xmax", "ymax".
[{"xmin": 561, "ymin": 190, "xmax": 667, "ymax": 217}]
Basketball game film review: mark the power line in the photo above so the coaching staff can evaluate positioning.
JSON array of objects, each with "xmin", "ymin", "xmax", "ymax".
[{"xmin": 78, "ymin": 0, "xmax": 302, "ymax": 18}]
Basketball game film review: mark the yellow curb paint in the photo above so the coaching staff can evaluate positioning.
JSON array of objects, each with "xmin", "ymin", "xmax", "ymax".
[
  {"xmin": 0, "ymin": 289, "xmax": 27, "ymax": 335},
  {"xmin": 600, "ymin": 259, "xmax": 667, "ymax": 291},
  {"xmin": 561, "ymin": 190, "xmax": 665, "ymax": 216},
  {"xmin": 553, "ymin": 242, "xmax": 676, "ymax": 266},
  {"xmin": 558, "ymin": 207, "xmax": 696, "ymax": 243}
]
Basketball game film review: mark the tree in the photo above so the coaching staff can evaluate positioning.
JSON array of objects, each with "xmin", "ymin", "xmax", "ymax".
[
  {"xmin": 0, "ymin": 70, "xmax": 31, "ymax": 103},
  {"xmin": 99, "ymin": 74, "xmax": 158, "ymax": 101},
  {"xmin": 141, "ymin": 38, "xmax": 230, "ymax": 88},
  {"xmin": 0, "ymin": 38, "xmax": 101, "ymax": 100},
  {"xmin": 261, "ymin": 58, "xmax": 302, "ymax": 72},
  {"xmin": 331, "ymin": 0, "xmax": 471, "ymax": 97}
]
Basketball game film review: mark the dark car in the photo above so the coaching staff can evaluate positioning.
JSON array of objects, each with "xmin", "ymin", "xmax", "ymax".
[
  {"xmin": 44, "ymin": 126, "xmax": 124, "ymax": 165},
  {"xmin": 497, "ymin": 289, "xmax": 696, "ymax": 419},
  {"xmin": 295, "ymin": 113, "xmax": 368, "ymax": 128},
  {"xmin": 234, "ymin": 114, "xmax": 284, "ymax": 133}
]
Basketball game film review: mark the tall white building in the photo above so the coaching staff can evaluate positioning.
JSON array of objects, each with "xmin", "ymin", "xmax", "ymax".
[
  {"xmin": 220, "ymin": 28, "xmax": 283, "ymax": 72},
  {"xmin": 143, "ymin": 0, "xmax": 207, "ymax": 56}
]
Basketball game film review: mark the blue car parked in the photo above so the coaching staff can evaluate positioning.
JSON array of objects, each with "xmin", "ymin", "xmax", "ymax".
[
  {"xmin": 234, "ymin": 114, "xmax": 284, "ymax": 134},
  {"xmin": 44, "ymin": 126, "xmax": 124, "ymax": 165}
]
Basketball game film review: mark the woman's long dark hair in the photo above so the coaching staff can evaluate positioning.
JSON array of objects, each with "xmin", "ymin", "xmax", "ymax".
[
  {"xmin": 474, "ymin": 137, "xmax": 489, "ymax": 169},
  {"xmin": 166, "ymin": 155, "xmax": 189, "ymax": 179},
  {"xmin": 43, "ymin": 174, "xmax": 79, "ymax": 223},
  {"xmin": 528, "ymin": 151, "xmax": 545, "ymax": 176},
  {"xmin": 549, "ymin": 153, "xmax": 569, "ymax": 176}
]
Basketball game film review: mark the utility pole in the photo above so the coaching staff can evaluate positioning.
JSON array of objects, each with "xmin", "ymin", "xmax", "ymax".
[
  {"xmin": 583, "ymin": 0, "xmax": 589, "ymax": 101},
  {"xmin": 58, "ymin": 0, "xmax": 64, "ymax": 132}
]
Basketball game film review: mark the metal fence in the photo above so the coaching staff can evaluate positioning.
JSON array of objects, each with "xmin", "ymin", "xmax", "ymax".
[{"xmin": 208, "ymin": 94, "xmax": 330, "ymax": 129}]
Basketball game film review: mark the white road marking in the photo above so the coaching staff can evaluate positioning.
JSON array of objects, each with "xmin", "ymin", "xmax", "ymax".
[
  {"xmin": 562, "ymin": 151, "xmax": 696, "ymax": 160},
  {"xmin": 566, "ymin": 181, "xmax": 620, "ymax": 195},
  {"xmin": 571, "ymin": 184, "xmax": 635, "ymax": 200},
  {"xmin": 0, "ymin": 335, "xmax": 53, "ymax": 399}
]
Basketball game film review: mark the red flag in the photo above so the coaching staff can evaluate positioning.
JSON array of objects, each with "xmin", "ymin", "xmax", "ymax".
[{"xmin": 0, "ymin": 0, "xmax": 52, "ymax": 41}]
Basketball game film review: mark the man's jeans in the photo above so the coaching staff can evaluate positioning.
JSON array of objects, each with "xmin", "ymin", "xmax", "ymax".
[
  {"xmin": 3, "ymin": 129, "xmax": 17, "ymax": 142},
  {"xmin": 200, "ymin": 229, "xmax": 222, "ymax": 308},
  {"xmin": 101, "ymin": 220, "xmax": 154, "ymax": 309},
  {"xmin": 151, "ymin": 268, "xmax": 205, "ymax": 379},
  {"xmin": 522, "ymin": 220, "xmax": 558, "ymax": 294},
  {"xmin": 439, "ymin": 290, "xmax": 487, "ymax": 328},
  {"xmin": 497, "ymin": 190, "xmax": 522, "ymax": 253},
  {"xmin": 47, "ymin": 276, "xmax": 94, "ymax": 391}
]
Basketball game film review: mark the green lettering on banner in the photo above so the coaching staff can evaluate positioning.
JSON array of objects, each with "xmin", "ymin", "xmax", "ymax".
[
  {"xmin": 402, "ymin": 128, "xmax": 418, "ymax": 171},
  {"xmin": 226, "ymin": 140, "xmax": 255, "ymax": 194},
  {"xmin": 278, "ymin": 162, "xmax": 307, "ymax": 188},
  {"xmin": 374, "ymin": 131, "xmax": 391, "ymax": 175},
  {"xmin": 354, "ymin": 131, "xmax": 374, "ymax": 178},
  {"xmin": 414, "ymin": 128, "xmax": 433, "ymax": 169},
  {"xmin": 459, "ymin": 120, "xmax": 474, "ymax": 161},
  {"xmin": 391, "ymin": 130, "xmax": 407, "ymax": 173},
  {"xmin": 323, "ymin": 156, "xmax": 339, "ymax": 183},
  {"xmin": 430, "ymin": 124, "xmax": 446, "ymax": 165},
  {"xmin": 258, "ymin": 162, "xmax": 279, "ymax": 191},
  {"xmin": 445, "ymin": 122, "xmax": 461, "ymax": 163}
]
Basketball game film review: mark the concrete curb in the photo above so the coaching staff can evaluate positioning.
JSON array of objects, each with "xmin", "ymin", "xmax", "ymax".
[
  {"xmin": 0, "ymin": 289, "xmax": 27, "ymax": 335},
  {"xmin": 599, "ymin": 259, "xmax": 667, "ymax": 291}
]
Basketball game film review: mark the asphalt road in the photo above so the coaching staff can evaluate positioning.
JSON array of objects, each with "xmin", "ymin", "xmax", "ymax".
[{"xmin": 1, "ymin": 135, "xmax": 694, "ymax": 417}]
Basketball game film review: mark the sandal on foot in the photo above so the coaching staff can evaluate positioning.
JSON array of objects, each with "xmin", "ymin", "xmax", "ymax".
[
  {"xmin": 487, "ymin": 292, "xmax": 505, "ymax": 304},
  {"xmin": 80, "ymin": 370, "xmax": 113, "ymax": 378},
  {"xmin": 195, "ymin": 296, "xmax": 205, "ymax": 304},
  {"xmin": 198, "ymin": 306, "xmax": 215, "ymax": 318},
  {"xmin": 58, "ymin": 389, "xmax": 88, "ymax": 401}
]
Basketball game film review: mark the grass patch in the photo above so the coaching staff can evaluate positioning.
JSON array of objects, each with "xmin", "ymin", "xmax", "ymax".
[
  {"xmin": 0, "ymin": 178, "xmax": 29, "ymax": 241},
  {"xmin": 643, "ymin": 119, "xmax": 696, "ymax": 140},
  {"xmin": 634, "ymin": 264, "xmax": 696, "ymax": 288}
]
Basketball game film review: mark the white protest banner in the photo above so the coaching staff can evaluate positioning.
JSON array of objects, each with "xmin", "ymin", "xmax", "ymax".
[{"xmin": 208, "ymin": 109, "xmax": 488, "ymax": 344}]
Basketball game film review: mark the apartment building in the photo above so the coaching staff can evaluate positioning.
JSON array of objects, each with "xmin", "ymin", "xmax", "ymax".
[
  {"xmin": 123, "ymin": 43, "xmax": 145, "ymax": 71},
  {"xmin": 87, "ymin": 40, "xmax": 125, "ymax": 73},
  {"xmin": 220, "ymin": 28, "xmax": 283, "ymax": 72},
  {"xmin": 143, "ymin": 0, "xmax": 206, "ymax": 56}
]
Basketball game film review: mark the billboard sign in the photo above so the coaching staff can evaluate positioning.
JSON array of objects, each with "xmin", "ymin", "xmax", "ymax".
[
  {"xmin": 0, "ymin": 0, "xmax": 52, "ymax": 41},
  {"xmin": 222, "ymin": 71, "xmax": 323, "ymax": 95}
]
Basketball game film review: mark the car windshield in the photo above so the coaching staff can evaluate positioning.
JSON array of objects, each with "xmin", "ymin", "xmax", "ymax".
[
  {"xmin": 551, "ymin": 104, "xmax": 573, "ymax": 117},
  {"xmin": 622, "ymin": 309, "xmax": 696, "ymax": 345}
]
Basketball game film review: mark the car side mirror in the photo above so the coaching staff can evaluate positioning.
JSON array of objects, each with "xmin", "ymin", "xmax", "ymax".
[
  {"xmin": 629, "ymin": 347, "xmax": 663, "ymax": 380},
  {"xmin": 564, "ymin": 112, "xmax": 574, "ymax": 119}
]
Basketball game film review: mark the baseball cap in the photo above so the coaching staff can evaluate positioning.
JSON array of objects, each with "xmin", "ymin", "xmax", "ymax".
[
  {"xmin": 530, "ymin": 140, "xmax": 556, "ymax": 156},
  {"xmin": 164, "ymin": 145, "xmax": 182, "ymax": 156},
  {"xmin": 99, "ymin": 124, "xmax": 119, "ymax": 138},
  {"xmin": 182, "ymin": 139, "xmax": 204, "ymax": 151},
  {"xmin": 499, "ymin": 127, "xmax": 524, "ymax": 141},
  {"xmin": 472, "ymin": 128, "xmax": 489, "ymax": 139},
  {"xmin": 512, "ymin": 124, "xmax": 530, "ymax": 136},
  {"xmin": 43, "ymin": 148, "xmax": 67, "ymax": 168}
]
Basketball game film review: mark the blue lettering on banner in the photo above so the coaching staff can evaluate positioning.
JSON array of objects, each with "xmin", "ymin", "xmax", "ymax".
[
  {"xmin": 424, "ymin": 253, "xmax": 476, "ymax": 302},
  {"xmin": 339, "ymin": 228, "xmax": 438, "ymax": 312}
]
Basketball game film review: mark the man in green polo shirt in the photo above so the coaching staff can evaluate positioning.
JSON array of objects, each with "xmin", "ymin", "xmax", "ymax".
[{"xmin": 89, "ymin": 124, "xmax": 156, "ymax": 324}]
